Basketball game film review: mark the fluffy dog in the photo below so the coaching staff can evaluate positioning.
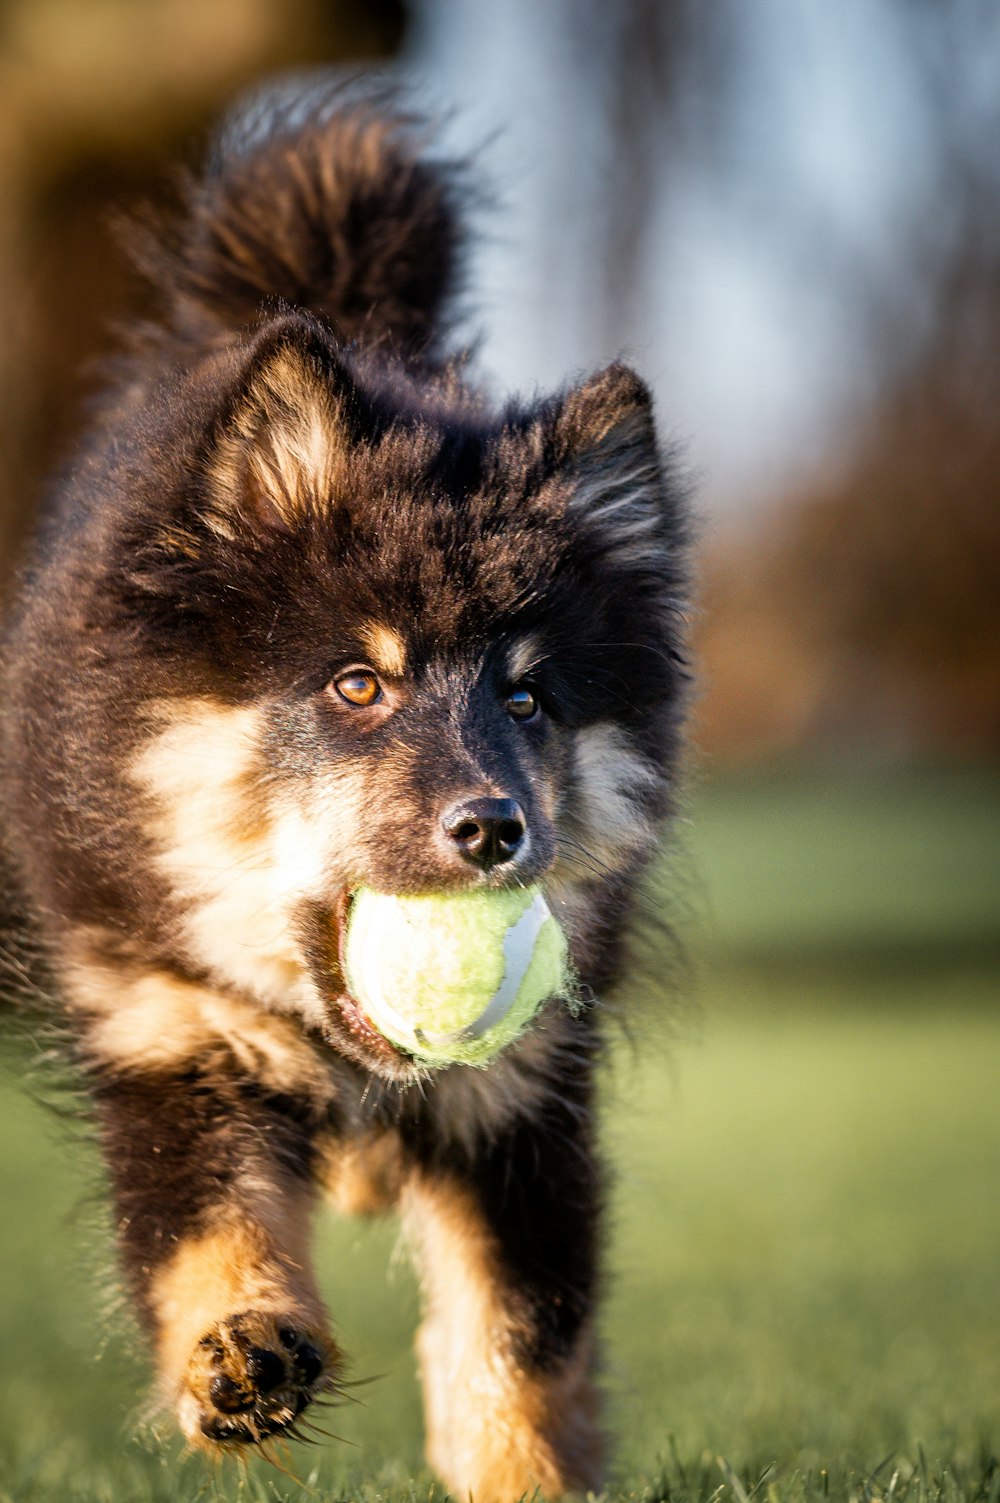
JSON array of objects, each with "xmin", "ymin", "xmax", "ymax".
[{"xmin": 0, "ymin": 78, "xmax": 690, "ymax": 1501}]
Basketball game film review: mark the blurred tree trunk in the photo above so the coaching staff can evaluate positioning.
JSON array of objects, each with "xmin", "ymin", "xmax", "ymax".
[
  {"xmin": 593, "ymin": 0, "xmax": 688, "ymax": 353},
  {"xmin": 571, "ymin": 0, "xmax": 708, "ymax": 356}
]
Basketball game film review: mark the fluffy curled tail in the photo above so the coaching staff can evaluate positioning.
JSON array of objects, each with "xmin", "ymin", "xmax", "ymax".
[{"xmin": 128, "ymin": 74, "xmax": 467, "ymax": 362}]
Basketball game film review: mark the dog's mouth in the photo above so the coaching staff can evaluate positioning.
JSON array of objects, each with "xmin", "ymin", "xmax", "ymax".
[
  {"xmin": 308, "ymin": 874, "xmax": 551, "ymax": 1084},
  {"xmin": 308, "ymin": 888, "xmax": 422, "ymax": 1081},
  {"xmin": 335, "ymin": 989, "xmax": 403, "ymax": 1056}
]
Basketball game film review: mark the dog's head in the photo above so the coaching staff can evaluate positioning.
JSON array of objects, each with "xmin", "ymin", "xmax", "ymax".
[{"xmin": 115, "ymin": 316, "xmax": 689, "ymax": 1077}]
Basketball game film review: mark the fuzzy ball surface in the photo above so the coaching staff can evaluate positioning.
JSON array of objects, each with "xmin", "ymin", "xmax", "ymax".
[{"xmin": 344, "ymin": 885, "xmax": 567, "ymax": 1066}]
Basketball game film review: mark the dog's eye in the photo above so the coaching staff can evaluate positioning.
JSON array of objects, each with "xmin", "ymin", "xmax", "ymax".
[
  {"xmin": 334, "ymin": 670, "xmax": 382, "ymax": 707},
  {"xmin": 506, "ymin": 684, "xmax": 539, "ymax": 721}
]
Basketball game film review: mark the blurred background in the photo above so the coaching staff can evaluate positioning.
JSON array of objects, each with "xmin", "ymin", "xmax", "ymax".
[
  {"xmin": 2, "ymin": 0, "xmax": 999, "ymax": 763},
  {"xmin": 0, "ymin": 3, "xmax": 997, "ymax": 1500}
]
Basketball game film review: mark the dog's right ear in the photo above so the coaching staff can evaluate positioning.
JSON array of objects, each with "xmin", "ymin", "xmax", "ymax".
[
  {"xmin": 204, "ymin": 317, "xmax": 360, "ymax": 540},
  {"xmin": 536, "ymin": 363, "xmax": 674, "ymax": 572}
]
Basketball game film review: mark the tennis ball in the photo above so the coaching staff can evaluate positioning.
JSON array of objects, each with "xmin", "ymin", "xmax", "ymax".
[{"xmin": 344, "ymin": 885, "xmax": 567, "ymax": 1067}]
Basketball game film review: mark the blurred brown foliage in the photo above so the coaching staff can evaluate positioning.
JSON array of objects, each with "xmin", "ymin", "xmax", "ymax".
[
  {"xmin": 2, "ymin": 0, "xmax": 996, "ymax": 769},
  {"xmin": 694, "ymin": 0, "xmax": 1000, "ymax": 767},
  {"xmin": 0, "ymin": 0, "xmax": 406, "ymax": 589},
  {"xmin": 697, "ymin": 307, "xmax": 1000, "ymax": 765}
]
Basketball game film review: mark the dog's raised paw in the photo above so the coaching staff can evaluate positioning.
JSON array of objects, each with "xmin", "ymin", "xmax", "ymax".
[{"xmin": 179, "ymin": 1310, "xmax": 335, "ymax": 1447}]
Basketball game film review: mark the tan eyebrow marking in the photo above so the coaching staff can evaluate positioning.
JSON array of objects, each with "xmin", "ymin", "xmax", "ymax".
[
  {"xmin": 507, "ymin": 633, "xmax": 544, "ymax": 683},
  {"xmin": 359, "ymin": 623, "xmax": 407, "ymax": 678}
]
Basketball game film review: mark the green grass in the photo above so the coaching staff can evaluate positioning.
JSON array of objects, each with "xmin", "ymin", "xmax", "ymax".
[{"xmin": 0, "ymin": 768, "xmax": 998, "ymax": 1502}]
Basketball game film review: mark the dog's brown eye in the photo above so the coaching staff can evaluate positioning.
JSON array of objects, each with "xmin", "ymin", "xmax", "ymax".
[
  {"xmin": 334, "ymin": 670, "xmax": 382, "ymax": 707},
  {"xmin": 506, "ymin": 684, "xmax": 539, "ymax": 721}
]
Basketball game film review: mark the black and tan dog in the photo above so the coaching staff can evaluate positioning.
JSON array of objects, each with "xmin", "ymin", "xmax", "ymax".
[{"xmin": 0, "ymin": 79, "xmax": 690, "ymax": 1501}]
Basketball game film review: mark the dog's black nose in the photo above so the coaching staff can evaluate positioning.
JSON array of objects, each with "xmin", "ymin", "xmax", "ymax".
[{"xmin": 443, "ymin": 797, "xmax": 526, "ymax": 869}]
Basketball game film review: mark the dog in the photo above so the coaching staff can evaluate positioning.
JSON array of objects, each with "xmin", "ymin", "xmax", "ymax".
[{"xmin": 0, "ymin": 77, "xmax": 690, "ymax": 1502}]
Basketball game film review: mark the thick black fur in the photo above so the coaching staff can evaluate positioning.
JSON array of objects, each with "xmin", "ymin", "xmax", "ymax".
[
  {"xmin": 126, "ymin": 75, "xmax": 467, "ymax": 364},
  {"xmin": 0, "ymin": 75, "xmax": 690, "ymax": 1498}
]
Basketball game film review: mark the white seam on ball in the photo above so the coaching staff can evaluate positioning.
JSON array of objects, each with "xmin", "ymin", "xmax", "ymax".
[{"xmin": 419, "ymin": 890, "xmax": 551, "ymax": 1045}]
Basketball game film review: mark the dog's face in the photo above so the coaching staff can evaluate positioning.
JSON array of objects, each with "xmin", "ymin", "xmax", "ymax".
[{"xmin": 117, "ymin": 318, "xmax": 687, "ymax": 1078}]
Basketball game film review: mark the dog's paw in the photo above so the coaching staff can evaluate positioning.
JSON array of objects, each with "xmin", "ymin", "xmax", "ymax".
[{"xmin": 178, "ymin": 1310, "xmax": 335, "ymax": 1447}]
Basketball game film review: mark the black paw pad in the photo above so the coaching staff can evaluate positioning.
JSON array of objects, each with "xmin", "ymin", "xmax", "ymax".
[
  {"xmin": 293, "ymin": 1342, "xmax": 324, "ymax": 1386},
  {"xmin": 245, "ymin": 1345, "xmax": 286, "ymax": 1394},
  {"xmin": 208, "ymin": 1372, "xmax": 253, "ymax": 1413},
  {"xmin": 200, "ymin": 1415, "xmax": 256, "ymax": 1443}
]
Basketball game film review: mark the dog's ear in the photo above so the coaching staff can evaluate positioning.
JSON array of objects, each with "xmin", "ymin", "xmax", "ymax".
[
  {"xmin": 205, "ymin": 318, "xmax": 358, "ymax": 538},
  {"xmin": 545, "ymin": 363, "xmax": 668, "ymax": 566}
]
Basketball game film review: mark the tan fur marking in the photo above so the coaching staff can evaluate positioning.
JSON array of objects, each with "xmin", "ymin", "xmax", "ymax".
[
  {"xmin": 359, "ymin": 622, "xmax": 407, "ymax": 679},
  {"xmin": 152, "ymin": 1183, "xmax": 335, "ymax": 1444},
  {"xmin": 507, "ymin": 631, "xmax": 544, "ymax": 685},
  {"xmin": 536, "ymin": 767, "xmax": 560, "ymax": 822},
  {"xmin": 571, "ymin": 721, "xmax": 657, "ymax": 867},
  {"xmin": 402, "ymin": 1173, "xmax": 603, "ymax": 1501},
  {"xmin": 209, "ymin": 346, "xmax": 348, "ymax": 533},
  {"xmin": 155, "ymin": 1218, "xmax": 313, "ymax": 1391},
  {"xmin": 66, "ymin": 959, "xmax": 335, "ymax": 1103},
  {"xmin": 131, "ymin": 697, "xmax": 361, "ymax": 1021},
  {"xmin": 320, "ymin": 1130, "xmax": 404, "ymax": 1217}
]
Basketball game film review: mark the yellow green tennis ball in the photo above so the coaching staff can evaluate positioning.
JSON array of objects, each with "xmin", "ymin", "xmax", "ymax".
[{"xmin": 344, "ymin": 885, "xmax": 567, "ymax": 1067}]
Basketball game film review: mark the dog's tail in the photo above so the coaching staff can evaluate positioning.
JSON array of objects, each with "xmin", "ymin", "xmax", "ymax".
[{"xmin": 127, "ymin": 74, "xmax": 467, "ymax": 363}]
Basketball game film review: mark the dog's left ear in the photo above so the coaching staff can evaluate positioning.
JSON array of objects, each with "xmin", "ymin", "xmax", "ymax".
[
  {"xmin": 545, "ymin": 363, "xmax": 668, "ymax": 564},
  {"xmin": 206, "ymin": 318, "xmax": 358, "ymax": 539}
]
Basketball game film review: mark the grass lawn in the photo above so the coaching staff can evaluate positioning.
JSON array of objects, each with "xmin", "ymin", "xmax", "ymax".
[{"xmin": 0, "ymin": 768, "xmax": 997, "ymax": 1502}]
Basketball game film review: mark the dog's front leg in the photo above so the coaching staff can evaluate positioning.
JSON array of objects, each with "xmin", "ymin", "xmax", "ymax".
[
  {"xmin": 74, "ymin": 968, "xmax": 340, "ymax": 1449},
  {"xmin": 403, "ymin": 1088, "xmax": 604, "ymax": 1502},
  {"xmin": 93, "ymin": 1060, "xmax": 339, "ymax": 1448}
]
